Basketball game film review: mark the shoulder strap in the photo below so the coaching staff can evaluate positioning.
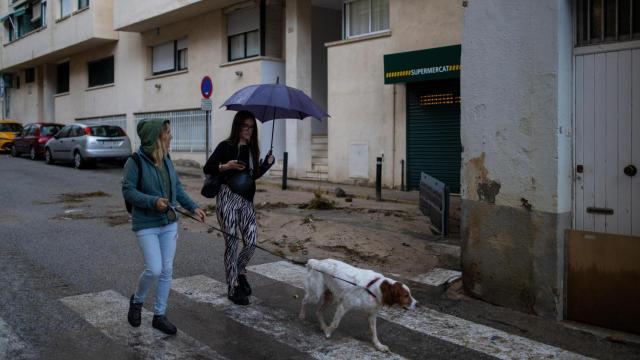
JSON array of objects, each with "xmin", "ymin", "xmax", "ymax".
[{"xmin": 131, "ymin": 153, "xmax": 142, "ymax": 190}]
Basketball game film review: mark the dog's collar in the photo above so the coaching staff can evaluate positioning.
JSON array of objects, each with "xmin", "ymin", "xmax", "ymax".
[{"xmin": 365, "ymin": 277, "xmax": 381, "ymax": 301}]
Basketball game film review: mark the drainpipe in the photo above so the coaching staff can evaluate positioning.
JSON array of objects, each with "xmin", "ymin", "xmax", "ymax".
[{"xmin": 392, "ymin": 84, "xmax": 396, "ymax": 189}]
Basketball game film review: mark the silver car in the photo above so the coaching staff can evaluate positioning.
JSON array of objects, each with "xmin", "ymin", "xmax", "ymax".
[{"xmin": 44, "ymin": 123, "xmax": 132, "ymax": 169}]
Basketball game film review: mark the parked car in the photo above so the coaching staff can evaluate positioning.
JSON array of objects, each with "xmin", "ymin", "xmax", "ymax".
[
  {"xmin": 0, "ymin": 120, "xmax": 23, "ymax": 153},
  {"xmin": 45, "ymin": 123, "xmax": 132, "ymax": 169},
  {"xmin": 11, "ymin": 123, "xmax": 64, "ymax": 160}
]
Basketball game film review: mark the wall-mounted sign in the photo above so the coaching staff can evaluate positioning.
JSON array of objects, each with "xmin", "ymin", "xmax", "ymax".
[{"xmin": 384, "ymin": 44, "xmax": 461, "ymax": 84}]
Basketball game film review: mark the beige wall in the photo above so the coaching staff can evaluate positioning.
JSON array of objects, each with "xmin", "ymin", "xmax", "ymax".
[
  {"xmin": 1, "ymin": 0, "xmax": 117, "ymax": 71},
  {"xmin": 327, "ymin": 0, "xmax": 462, "ymax": 187}
]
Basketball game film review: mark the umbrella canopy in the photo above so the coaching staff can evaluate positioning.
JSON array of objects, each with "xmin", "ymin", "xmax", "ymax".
[{"xmin": 221, "ymin": 83, "xmax": 329, "ymax": 123}]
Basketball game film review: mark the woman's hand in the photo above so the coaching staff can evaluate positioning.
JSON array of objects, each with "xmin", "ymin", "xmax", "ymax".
[
  {"xmin": 193, "ymin": 208, "xmax": 206, "ymax": 222},
  {"xmin": 155, "ymin": 197, "xmax": 169, "ymax": 211},
  {"xmin": 221, "ymin": 160, "xmax": 245, "ymax": 171},
  {"xmin": 266, "ymin": 152, "xmax": 275, "ymax": 165}
]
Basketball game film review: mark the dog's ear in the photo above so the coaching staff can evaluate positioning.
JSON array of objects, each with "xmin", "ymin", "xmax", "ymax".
[{"xmin": 380, "ymin": 280, "xmax": 395, "ymax": 306}]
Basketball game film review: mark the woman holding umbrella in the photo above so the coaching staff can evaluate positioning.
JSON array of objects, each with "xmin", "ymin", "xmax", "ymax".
[{"xmin": 203, "ymin": 110, "xmax": 274, "ymax": 305}]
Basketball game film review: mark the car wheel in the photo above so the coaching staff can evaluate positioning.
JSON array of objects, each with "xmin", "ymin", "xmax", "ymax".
[
  {"xmin": 29, "ymin": 146, "xmax": 37, "ymax": 160},
  {"xmin": 11, "ymin": 145, "xmax": 19, "ymax": 157},
  {"xmin": 45, "ymin": 148, "xmax": 55, "ymax": 165},
  {"xmin": 74, "ymin": 151, "xmax": 85, "ymax": 169}
]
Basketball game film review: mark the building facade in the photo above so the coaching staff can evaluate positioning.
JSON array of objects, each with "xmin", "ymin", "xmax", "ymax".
[
  {"xmin": 0, "ymin": 0, "xmax": 463, "ymax": 191},
  {"xmin": 461, "ymin": 0, "xmax": 640, "ymax": 334}
]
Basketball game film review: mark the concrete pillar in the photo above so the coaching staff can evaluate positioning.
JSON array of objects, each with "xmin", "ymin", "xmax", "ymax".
[
  {"xmin": 41, "ymin": 64, "xmax": 56, "ymax": 122},
  {"xmin": 285, "ymin": 0, "xmax": 312, "ymax": 178},
  {"xmin": 460, "ymin": 0, "xmax": 573, "ymax": 319}
]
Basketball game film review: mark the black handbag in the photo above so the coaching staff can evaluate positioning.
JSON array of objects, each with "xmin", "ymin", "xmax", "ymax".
[{"xmin": 201, "ymin": 174, "xmax": 224, "ymax": 198}]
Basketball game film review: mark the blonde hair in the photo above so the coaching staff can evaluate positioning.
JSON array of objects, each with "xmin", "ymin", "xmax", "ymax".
[{"xmin": 152, "ymin": 122, "xmax": 170, "ymax": 166}]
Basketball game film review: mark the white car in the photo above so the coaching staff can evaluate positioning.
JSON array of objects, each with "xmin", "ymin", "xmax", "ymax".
[{"xmin": 45, "ymin": 124, "xmax": 132, "ymax": 169}]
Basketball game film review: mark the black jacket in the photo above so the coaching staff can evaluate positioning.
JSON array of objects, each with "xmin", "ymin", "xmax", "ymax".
[{"xmin": 203, "ymin": 140, "xmax": 273, "ymax": 201}]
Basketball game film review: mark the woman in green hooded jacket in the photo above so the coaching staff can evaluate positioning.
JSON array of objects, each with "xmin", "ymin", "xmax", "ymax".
[{"xmin": 122, "ymin": 118, "xmax": 206, "ymax": 335}]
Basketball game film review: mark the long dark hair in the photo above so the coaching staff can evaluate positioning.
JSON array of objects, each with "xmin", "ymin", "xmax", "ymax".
[{"xmin": 226, "ymin": 110, "xmax": 260, "ymax": 171}]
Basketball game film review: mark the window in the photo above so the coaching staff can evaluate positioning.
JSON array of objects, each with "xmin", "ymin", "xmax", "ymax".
[
  {"xmin": 15, "ymin": 75, "xmax": 20, "ymax": 89},
  {"xmin": 576, "ymin": 0, "xmax": 640, "ymax": 46},
  {"xmin": 60, "ymin": 0, "xmax": 72, "ymax": 17},
  {"xmin": 69, "ymin": 125, "xmax": 83, "ymax": 137},
  {"xmin": 56, "ymin": 126, "xmax": 71, "ymax": 138},
  {"xmin": 151, "ymin": 37, "xmax": 188, "ymax": 75},
  {"xmin": 78, "ymin": 0, "xmax": 89, "ymax": 10},
  {"xmin": 3, "ymin": 1, "xmax": 46, "ymax": 43},
  {"xmin": 87, "ymin": 56, "xmax": 114, "ymax": 87},
  {"xmin": 56, "ymin": 62, "xmax": 69, "ymax": 93},
  {"xmin": 41, "ymin": 125, "xmax": 63, "ymax": 136},
  {"xmin": 227, "ymin": 6, "xmax": 260, "ymax": 61},
  {"xmin": 88, "ymin": 125, "xmax": 126, "ymax": 137},
  {"xmin": 343, "ymin": 0, "xmax": 389, "ymax": 39},
  {"xmin": 25, "ymin": 68, "xmax": 35, "ymax": 83}
]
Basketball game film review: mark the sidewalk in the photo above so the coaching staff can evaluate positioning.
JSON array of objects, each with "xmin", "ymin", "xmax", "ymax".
[{"xmin": 174, "ymin": 164, "xmax": 420, "ymax": 204}]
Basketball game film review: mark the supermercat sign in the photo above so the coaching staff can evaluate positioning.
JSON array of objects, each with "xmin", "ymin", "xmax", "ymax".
[{"xmin": 384, "ymin": 44, "xmax": 461, "ymax": 84}]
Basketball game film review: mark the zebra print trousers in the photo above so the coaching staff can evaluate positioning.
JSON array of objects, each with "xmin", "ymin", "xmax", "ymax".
[{"xmin": 216, "ymin": 184, "xmax": 257, "ymax": 296}]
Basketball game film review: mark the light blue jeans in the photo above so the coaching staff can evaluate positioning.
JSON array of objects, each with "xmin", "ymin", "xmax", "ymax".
[{"xmin": 132, "ymin": 222, "xmax": 178, "ymax": 315}]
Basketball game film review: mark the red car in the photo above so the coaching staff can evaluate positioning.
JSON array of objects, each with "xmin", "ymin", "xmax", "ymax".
[{"xmin": 11, "ymin": 123, "xmax": 64, "ymax": 160}]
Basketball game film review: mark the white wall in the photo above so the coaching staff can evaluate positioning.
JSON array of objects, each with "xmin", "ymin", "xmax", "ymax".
[{"xmin": 460, "ymin": 0, "xmax": 572, "ymax": 214}]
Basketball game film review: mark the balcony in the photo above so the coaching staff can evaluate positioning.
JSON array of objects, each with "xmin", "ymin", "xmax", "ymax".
[
  {"xmin": 1, "ymin": 0, "xmax": 117, "ymax": 71},
  {"xmin": 114, "ymin": 0, "xmax": 237, "ymax": 32}
]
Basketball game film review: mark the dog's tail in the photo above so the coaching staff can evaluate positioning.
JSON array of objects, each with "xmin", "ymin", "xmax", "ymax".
[{"xmin": 306, "ymin": 258, "xmax": 320, "ymax": 271}]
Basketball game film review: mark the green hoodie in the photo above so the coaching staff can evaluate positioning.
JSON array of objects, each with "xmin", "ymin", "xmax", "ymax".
[{"xmin": 137, "ymin": 118, "xmax": 169, "ymax": 155}]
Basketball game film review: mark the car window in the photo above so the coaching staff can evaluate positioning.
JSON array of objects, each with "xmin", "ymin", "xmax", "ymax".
[
  {"xmin": 57, "ymin": 126, "xmax": 71, "ymax": 138},
  {"xmin": 28, "ymin": 126, "xmax": 37, "ymax": 136},
  {"xmin": 41, "ymin": 125, "xmax": 62, "ymax": 137},
  {"xmin": 21, "ymin": 126, "xmax": 31, "ymax": 137},
  {"xmin": 0, "ymin": 123, "xmax": 22, "ymax": 132},
  {"xmin": 89, "ymin": 125, "xmax": 126, "ymax": 138}
]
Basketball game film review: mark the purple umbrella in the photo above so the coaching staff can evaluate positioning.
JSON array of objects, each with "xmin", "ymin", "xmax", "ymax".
[{"xmin": 221, "ymin": 78, "xmax": 329, "ymax": 150}]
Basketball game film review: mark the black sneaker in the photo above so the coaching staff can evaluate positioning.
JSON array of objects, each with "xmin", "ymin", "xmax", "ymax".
[
  {"xmin": 127, "ymin": 295, "xmax": 143, "ymax": 327},
  {"xmin": 238, "ymin": 274, "xmax": 252, "ymax": 296},
  {"xmin": 152, "ymin": 315, "xmax": 177, "ymax": 335},
  {"xmin": 227, "ymin": 285, "xmax": 250, "ymax": 306}
]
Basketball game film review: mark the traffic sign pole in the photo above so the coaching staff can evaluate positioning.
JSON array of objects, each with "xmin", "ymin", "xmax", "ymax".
[{"xmin": 200, "ymin": 76, "xmax": 213, "ymax": 160}]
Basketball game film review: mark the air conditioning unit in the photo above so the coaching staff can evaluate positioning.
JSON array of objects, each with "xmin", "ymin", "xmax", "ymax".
[{"xmin": 31, "ymin": 3, "xmax": 41, "ymax": 22}]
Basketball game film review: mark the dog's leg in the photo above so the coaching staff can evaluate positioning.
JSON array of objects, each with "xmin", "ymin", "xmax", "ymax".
[
  {"xmin": 368, "ymin": 313, "xmax": 389, "ymax": 352},
  {"xmin": 299, "ymin": 291, "xmax": 310, "ymax": 320},
  {"xmin": 324, "ymin": 302, "xmax": 348, "ymax": 338},
  {"xmin": 316, "ymin": 289, "xmax": 332, "ymax": 332}
]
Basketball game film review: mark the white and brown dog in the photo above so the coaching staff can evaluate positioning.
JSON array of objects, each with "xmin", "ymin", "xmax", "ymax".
[{"xmin": 299, "ymin": 259, "xmax": 417, "ymax": 352}]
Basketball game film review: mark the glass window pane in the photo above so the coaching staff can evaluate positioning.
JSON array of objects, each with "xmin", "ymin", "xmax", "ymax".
[
  {"xmin": 246, "ymin": 30, "xmax": 260, "ymax": 57},
  {"xmin": 371, "ymin": 0, "xmax": 389, "ymax": 32},
  {"xmin": 229, "ymin": 34, "xmax": 244, "ymax": 60},
  {"xmin": 61, "ymin": 0, "xmax": 72, "ymax": 17},
  {"xmin": 591, "ymin": 0, "xmax": 604, "ymax": 40},
  {"xmin": 604, "ymin": 0, "xmax": 616, "ymax": 38},
  {"xmin": 348, "ymin": 0, "xmax": 369, "ymax": 37},
  {"xmin": 633, "ymin": 0, "xmax": 640, "ymax": 34},
  {"xmin": 619, "ymin": 0, "xmax": 631, "ymax": 37},
  {"xmin": 178, "ymin": 48, "xmax": 188, "ymax": 70}
]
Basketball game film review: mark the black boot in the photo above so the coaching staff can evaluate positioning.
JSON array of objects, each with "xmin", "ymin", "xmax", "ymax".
[
  {"xmin": 127, "ymin": 295, "xmax": 143, "ymax": 327},
  {"xmin": 227, "ymin": 285, "xmax": 249, "ymax": 306},
  {"xmin": 238, "ymin": 274, "xmax": 252, "ymax": 296},
  {"xmin": 152, "ymin": 315, "xmax": 177, "ymax": 335}
]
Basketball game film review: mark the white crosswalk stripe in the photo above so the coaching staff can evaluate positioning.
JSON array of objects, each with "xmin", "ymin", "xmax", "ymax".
[
  {"xmin": 60, "ymin": 290, "xmax": 228, "ymax": 360},
  {"xmin": 0, "ymin": 317, "xmax": 37, "ymax": 359},
  {"xmin": 247, "ymin": 261, "xmax": 594, "ymax": 360},
  {"xmin": 172, "ymin": 275, "xmax": 407, "ymax": 360}
]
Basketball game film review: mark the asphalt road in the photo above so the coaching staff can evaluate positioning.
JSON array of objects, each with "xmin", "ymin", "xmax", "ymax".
[{"xmin": 1, "ymin": 155, "xmax": 638, "ymax": 360}]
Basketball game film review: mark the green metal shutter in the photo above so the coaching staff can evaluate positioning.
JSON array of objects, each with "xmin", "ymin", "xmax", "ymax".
[{"xmin": 406, "ymin": 80, "xmax": 461, "ymax": 193}]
